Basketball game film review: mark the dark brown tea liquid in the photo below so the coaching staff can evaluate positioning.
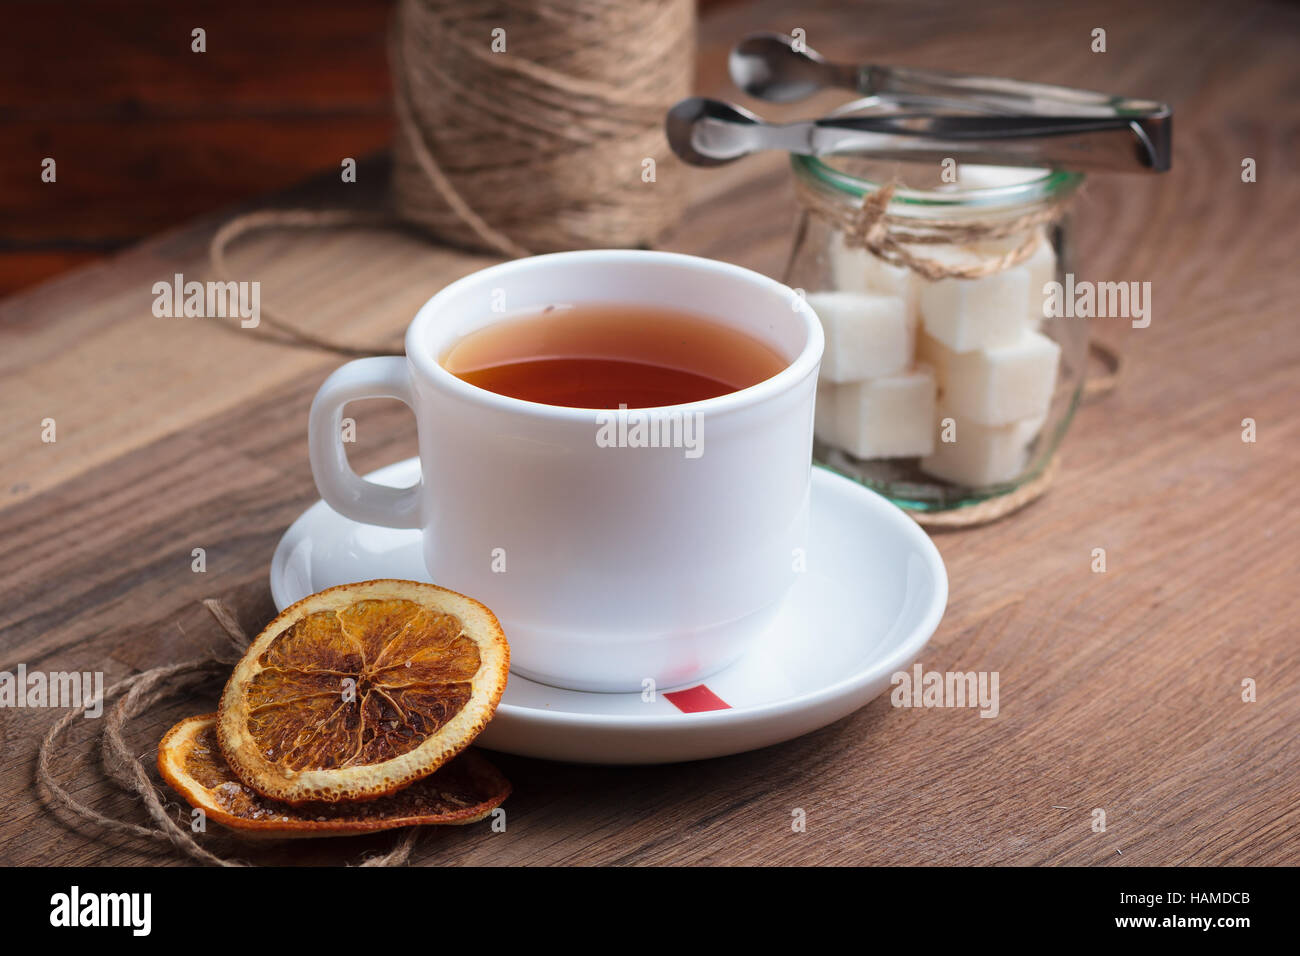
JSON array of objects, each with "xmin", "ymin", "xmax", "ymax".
[{"xmin": 441, "ymin": 304, "xmax": 787, "ymax": 409}]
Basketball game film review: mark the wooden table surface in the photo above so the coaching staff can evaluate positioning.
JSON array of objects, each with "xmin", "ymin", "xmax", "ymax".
[{"xmin": 3, "ymin": 0, "xmax": 1298, "ymax": 866}]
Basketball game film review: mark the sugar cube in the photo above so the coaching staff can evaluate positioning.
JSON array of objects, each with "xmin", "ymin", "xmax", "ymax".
[
  {"xmin": 921, "ymin": 402, "xmax": 1040, "ymax": 487},
  {"xmin": 818, "ymin": 365, "xmax": 937, "ymax": 459},
  {"xmin": 950, "ymin": 164, "xmax": 1051, "ymax": 191},
  {"xmin": 814, "ymin": 380, "xmax": 839, "ymax": 446},
  {"xmin": 1019, "ymin": 411, "xmax": 1049, "ymax": 452},
  {"xmin": 916, "ymin": 329, "xmax": 952, "ymax": 384},
  {"xmin": 806, "ymin": 291, "xmax": 915, "ymax": 383},
  {"xmin": 918, "ymin": 259, "xmax": 1031, "ymax": 352},
  {"xmin": 828, "ymin": 232, "xmax": 919, "ymax": 321},
  {"xmin": 918, "ymin": 329, "xmax": 1059, "ymax": 426},
  {"xmin": 956, "ymin": 231, "xmax": 1056, "ymax": 325},
  {"xmin": 1023, "ymin": 237, "xmax": 1057, "ymax": 322}
]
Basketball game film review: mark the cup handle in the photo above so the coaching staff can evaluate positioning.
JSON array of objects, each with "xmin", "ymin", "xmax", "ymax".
[{"xmin": 308, "ymin": 356, "xmax": 423, "ymax": 529}]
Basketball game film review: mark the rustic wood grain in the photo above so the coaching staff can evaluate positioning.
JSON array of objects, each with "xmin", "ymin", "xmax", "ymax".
[
  {"xmin": 0, "ymin": 0, "xmax": 396, "ymax": 294},
  {"xmin": 1, "ymin": 0, "xmax": 1298, "ymax": 866}
]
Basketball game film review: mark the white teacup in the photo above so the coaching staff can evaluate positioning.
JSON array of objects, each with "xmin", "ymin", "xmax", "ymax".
[{"xmin": 309, "ymin": 250, "xmax": 822, "ymax": 692}]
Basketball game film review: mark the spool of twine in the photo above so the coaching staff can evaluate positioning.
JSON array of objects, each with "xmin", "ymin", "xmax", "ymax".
[{"xmin": 389, "ymin": 0, "xmax": 696, "ymax": 257}]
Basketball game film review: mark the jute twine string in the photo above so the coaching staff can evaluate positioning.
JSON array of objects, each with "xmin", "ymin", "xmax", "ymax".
[
  {"xmin": 792, "ymin": 176, "xmax": 1075, "ymax": 281},
  {"xmin": 208, "ymin": 210, "xmax": 404, "ymax": 357},
  {"xmin": 36, "ymin": 600, "xmax": 420, "ymax": 867},
  {"xmin": 908, "ymin": 455, "xmax": 1060, "ymax": 530}
]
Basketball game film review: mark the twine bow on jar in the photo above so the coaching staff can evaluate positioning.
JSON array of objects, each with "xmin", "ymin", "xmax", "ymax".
[
  {"xmin": 389, "ymin": 0, "xmax": 696, "ymax": 258},
  {"xmin": 792, "ymin": 175, "xmax": 1074, "ymax": 281}
]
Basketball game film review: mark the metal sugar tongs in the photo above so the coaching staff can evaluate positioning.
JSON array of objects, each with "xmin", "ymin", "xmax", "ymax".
[{"xmin": 667, "ymin": 33, "xmax": 1172, "ymax": 174}]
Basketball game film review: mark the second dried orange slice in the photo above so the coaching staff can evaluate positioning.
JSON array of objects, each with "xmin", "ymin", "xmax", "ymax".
[
  {"xmin": 217, "ymin": 579, "xmax": 509, "ymax": 804},
  {"xmin": 160, "ymin": 714, "xmax": 510, "ymax": 837}
]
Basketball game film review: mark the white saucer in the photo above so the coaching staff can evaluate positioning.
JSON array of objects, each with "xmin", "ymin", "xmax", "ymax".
[{"xmin": 270, "ymin": 459, "xmax": 947, "ymax": 764}]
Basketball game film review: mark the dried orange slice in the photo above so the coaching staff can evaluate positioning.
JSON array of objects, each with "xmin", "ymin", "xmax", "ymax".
[
  {"xmin": 159, "ymin": 714, "xmax": 510, "ymax": 838},
  {"xmin": 217, "ymin": 579, "xmax": 509, "ymax": 804}
]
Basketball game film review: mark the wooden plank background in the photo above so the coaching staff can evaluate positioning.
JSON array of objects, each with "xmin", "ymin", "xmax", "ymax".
[
  {"xmin": 0, "ymin": 0, "xmax": 395, "ymax": 294},
  {"xmin": 1, "ymin": 0, "xmax": 1298, "ymax": 865}
]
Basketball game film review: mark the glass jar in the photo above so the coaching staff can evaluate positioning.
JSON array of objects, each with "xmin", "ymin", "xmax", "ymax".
[{"xmin": 785, "ymin": 112, "xmax": 1086, "ymax": 513}]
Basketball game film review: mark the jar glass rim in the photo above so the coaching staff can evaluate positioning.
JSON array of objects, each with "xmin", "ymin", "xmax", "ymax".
[{"xmin": 791, "ymin": 96, "xmax": 1084, "ymax": 209}]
